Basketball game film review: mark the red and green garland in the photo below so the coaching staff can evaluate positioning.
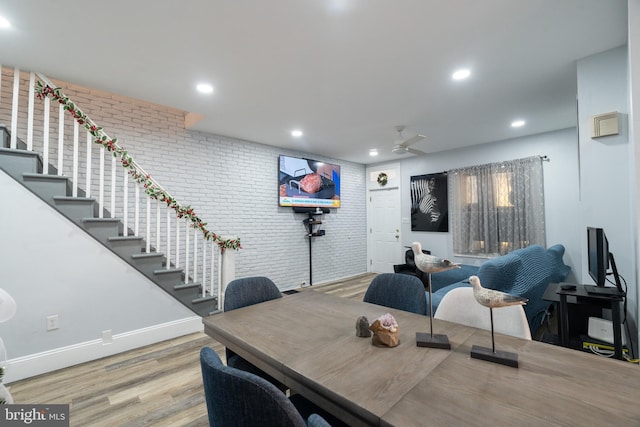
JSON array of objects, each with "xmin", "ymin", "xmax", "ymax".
[{"xmin": 36, "ymin": 81, "xmax": 241, "ymax": 251}]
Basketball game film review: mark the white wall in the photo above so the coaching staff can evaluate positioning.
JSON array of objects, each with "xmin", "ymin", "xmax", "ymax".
[
  {"xmin": 0, "ymin": 170, "xmax": 201, "ymax": 382},
  {"xmin": 577, "ymin": 46, "xmax": 637, "ymax": 341},
  {"xmin": 368, "ymin": 44, "xmax": 638, "ymax": 352},
  {"xmin": 629, "ymin": 0, "xmax": 640, "ymax": 357},
  {"xmin": 373, "ymin": 127, "xmax": 581, "ymax": 275},
  {"xmin": 0, "ymin": 73, "xmax": 368, "ymax": 291}
]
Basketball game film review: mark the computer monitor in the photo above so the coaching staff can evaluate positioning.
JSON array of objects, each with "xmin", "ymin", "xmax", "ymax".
[
  {"xmin": 587, "ymin": 227, "xmax": 607, "ymax": 286},
  {"xmin": 586, "ymin": 227, "xmax": 624, "ymax": 294}
]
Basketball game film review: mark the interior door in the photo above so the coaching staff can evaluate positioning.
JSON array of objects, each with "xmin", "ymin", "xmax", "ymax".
[{"xmin": 367, "ymin": 164, "xmax": 403, "ymax": 273}]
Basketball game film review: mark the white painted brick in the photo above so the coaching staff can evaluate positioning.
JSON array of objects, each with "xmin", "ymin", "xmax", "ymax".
[{"xmin": 0, "ymin": 67, "xmax": 367, "ymax": 289}]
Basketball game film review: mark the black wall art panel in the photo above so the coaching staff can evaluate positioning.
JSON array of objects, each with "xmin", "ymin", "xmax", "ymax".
[{"xmin": 410, "ymin": 172, "xmax": 448, "ymax": 232}]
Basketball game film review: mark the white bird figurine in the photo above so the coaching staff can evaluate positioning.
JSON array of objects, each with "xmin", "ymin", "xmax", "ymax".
[
  {"xmin": 469, "ymin": 275, "xmax": 528, "ymax": 308},
  {"xmin": 411, "ymin": 241, "xmax": 460, "ymax": 274}
]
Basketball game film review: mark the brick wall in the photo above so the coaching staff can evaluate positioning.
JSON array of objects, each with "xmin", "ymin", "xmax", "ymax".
[{"xmin": 0, "ymin": 67, "xmax": 367, "ymax": 289}]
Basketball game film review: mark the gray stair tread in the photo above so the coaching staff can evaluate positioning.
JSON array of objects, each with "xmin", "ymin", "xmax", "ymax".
[
  {"xmin": 131, "ymin": 252, "xmax": 163, "ymax": 259},
  {"xmin": 82, "ymin": 218, "xmax": 120, "ymax": 223},
  {"xmin": 174, "ymin": 283, "xmax": 200, "ymax": 291},
  {"xmin": 53, "ymin": 196, "xmax": 96, "ymax": 202},
  {"xmin": 0, "ymin": 147, "xmax": 39, "ymax": 157},
  {"xmin": 192, "ymin": 295, "xmax": 217, "ymax": 304},
  {"xmin": 108, "ymin": 236, "xmax": 143, "ymax": 242},
  {"xmin": 153, "ymin": 268, "xmax": 183, "ymax": 275},
  {"xmin": 23, "ymin": 172, "xmax": 67, "ymax": 180}
]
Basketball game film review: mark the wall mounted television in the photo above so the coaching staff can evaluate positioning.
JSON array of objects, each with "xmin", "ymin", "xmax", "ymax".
[{"xmin": 278, "ymin": 155, "xmax": 341, "ymax": 208}]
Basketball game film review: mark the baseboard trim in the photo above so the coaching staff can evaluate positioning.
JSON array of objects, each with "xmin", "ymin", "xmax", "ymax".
[{"xmin": 4, "ymin": 316, "xmax": 203, "ymax": 384}]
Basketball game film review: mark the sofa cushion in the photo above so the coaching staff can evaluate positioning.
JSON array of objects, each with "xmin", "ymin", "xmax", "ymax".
[
  {"xmin": 430, "ymin": 264, "xmax": 479, "ymax": 292},
  {"xmin": 476, "ymin": 253, "xmax": 523, "ymax": 293},
  {"xmin": 427, "ymin": 244, "xmax": 571, "ymax": 333},
  {"xmin": 485, "ymin": 244, "xmax": 570, "ymax": 329}
]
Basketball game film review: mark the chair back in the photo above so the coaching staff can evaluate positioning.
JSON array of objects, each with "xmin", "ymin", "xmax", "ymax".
[
  {"xmin": 223, "ymin": 276, "xmax": 282, "ymax": 362},
  {"xmin": 434, "ymin": 287, "xmax": 532, "ymax": 340},
  {"xmin": 363, "ymin": 273, "xmax": 427, "ymax": 315},
  {"xmin": 224, "ymin": 276, "xmax": 282, "ymax": 311},
  {"xmin": 200, "ymin": 347, "xmax": 307, "ymax": 427}
]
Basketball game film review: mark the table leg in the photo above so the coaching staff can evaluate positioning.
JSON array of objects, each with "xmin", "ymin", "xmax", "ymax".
[
  {"xmin": 558, "ymin": 294, "xmax": 569, "ymax": 347},
  {"xmin": 612, "ymin": 299, "xmax": 623, "ymax": 360}
]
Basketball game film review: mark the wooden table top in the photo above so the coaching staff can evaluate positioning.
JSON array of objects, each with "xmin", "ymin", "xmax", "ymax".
[{"xmin": 203, "ymin": 290, "xmax": 640, "ymax": 427}]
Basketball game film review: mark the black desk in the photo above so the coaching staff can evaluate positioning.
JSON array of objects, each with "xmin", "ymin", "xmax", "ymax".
[{"xmin": 544, "ymin": 283, "xmax": 625, "ymax": 360}]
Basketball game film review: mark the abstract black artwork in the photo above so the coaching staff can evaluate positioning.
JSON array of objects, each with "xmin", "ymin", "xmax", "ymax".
[{"xmin": 410, "ymin": 172, "xmax": 448, "ymax": 232}]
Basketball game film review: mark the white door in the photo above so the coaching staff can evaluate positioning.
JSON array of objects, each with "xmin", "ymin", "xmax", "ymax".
[{"xmin": 367, "ymin": 165, "xmax": 403, "ymax": 273}]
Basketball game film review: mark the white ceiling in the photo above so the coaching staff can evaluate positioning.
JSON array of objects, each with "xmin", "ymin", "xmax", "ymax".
[{"xmin": 0, "ymin": 0, "xmax": 628, "ymax": 165}]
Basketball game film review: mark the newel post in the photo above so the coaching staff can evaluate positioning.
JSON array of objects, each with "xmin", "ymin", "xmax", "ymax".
[{"xmin": 219, "ymin": 239, "xmax": 237, "ymax": 309}]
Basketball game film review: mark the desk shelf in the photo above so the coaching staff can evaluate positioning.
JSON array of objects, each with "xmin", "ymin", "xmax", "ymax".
[{"xmin": 544, "ymin": 282, "xmax": 626, "ymax": 360}]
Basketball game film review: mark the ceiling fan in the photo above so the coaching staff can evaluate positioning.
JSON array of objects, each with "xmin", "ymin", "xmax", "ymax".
[{"xmin": 392, "ymin": 125, "xmax": 426, "ymax": 155}]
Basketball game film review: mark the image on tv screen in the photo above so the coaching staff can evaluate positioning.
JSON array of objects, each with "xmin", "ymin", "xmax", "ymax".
[{"xmin": 279, "ymin": 155, "xmax": 341, "ymax": 208}]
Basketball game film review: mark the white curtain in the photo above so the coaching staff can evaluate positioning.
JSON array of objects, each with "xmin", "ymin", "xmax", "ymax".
[{"xmin": 449, "ymin": 156, "xmax": 545, "ymax": 257}]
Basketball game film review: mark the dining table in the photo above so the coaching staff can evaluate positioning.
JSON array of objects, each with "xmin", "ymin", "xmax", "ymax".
[{"xmin": 202, "ymin": 289, "xmax": 640, "ymax": 426}]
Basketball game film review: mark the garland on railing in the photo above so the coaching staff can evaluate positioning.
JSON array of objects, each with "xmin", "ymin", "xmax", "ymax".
[{"xmin": 35, "ymin": 81, "xmax": 241, "ymax": 251}]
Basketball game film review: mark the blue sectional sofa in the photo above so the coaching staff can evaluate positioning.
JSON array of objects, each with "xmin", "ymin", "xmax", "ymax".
[{"xmin": 427, "ymin": 244, "xmax": 571, "ymax": 333}]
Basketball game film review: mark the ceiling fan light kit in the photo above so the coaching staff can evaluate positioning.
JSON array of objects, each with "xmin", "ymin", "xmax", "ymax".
[{"xmin": 392, "ymin": 125, "xmax": 426, "ymax": 156}]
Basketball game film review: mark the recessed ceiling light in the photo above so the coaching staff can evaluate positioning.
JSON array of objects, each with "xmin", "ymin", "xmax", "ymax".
[
  {"xmin": 196, "ymin": 83, "xmax": 213, "ymax": 94},
  {"xmin": 0, "ymin": 15, "xmax": 11, "ymax": 29},
  {"xmin": 452, "ymin": 69, "xmax": 471, "ymax": 80},
  {"xmin": 291, "ymin": 129, "xmax": 303, "ymax": 138},
  {"xmin": 511, "ymin": 120, "xmax": 526, "ymax": 128},
  {"xmin": 369, "ymin": 149, "xmax": 378, "ymax": 156}
]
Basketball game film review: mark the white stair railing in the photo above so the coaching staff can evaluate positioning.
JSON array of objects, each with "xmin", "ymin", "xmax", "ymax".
[{"xmin": 0, "ymin": 66, "xmax": 239, "ymax": 310}]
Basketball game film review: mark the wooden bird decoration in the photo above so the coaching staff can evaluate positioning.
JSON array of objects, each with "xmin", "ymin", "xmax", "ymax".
[
  {"xmin": 411, "ymin": 242, "xmax": 461, "ymax": 274},
  {"xmin": 469, "ymin": 275, "xmax": 528, "ymax": 308}
]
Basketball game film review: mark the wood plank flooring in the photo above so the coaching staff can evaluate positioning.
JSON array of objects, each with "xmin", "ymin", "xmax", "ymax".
[{"xmin": 6, "ymin": 273, "xmax": 378, "ymax": 427}]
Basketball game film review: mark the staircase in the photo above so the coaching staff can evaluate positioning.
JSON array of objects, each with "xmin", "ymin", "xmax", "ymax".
[
  {"xmin": 1, "ymin": 124, "xmax": 218, "ymax": 316},
  {"xmin": 0, "ymin": 66, "xmax": 238, "ymax": 317}
]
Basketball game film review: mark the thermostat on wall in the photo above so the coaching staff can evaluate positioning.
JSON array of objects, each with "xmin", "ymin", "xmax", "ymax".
[{"xmin": 591, "ymin": 111, "xmax": 619, "ymax": 138}]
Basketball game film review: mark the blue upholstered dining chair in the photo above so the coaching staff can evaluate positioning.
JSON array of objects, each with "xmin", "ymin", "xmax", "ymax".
[
  {"xmin": 200, "ymin": 347, "xmax": 332, "ymax": 427},
  {"xmin": 223, "ymin": 276, "xmax": 286, "ymax": 390},
  {"xmin": 363, "ymin": 273, "xmax": 427, "ymax": 315}
]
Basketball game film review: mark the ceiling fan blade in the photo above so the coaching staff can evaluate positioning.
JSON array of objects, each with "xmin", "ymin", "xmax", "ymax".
[
  {"xmin": 406, "ymin": 147, "xmax": 427, "ymax": 156},
  {"xmin": 399, "ymin": 134, "xmax": 425, "ymax": 147}
]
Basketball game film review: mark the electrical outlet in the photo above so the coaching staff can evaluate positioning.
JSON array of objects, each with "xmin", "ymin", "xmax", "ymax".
[
  {"xmin": 300, "ymin": 281, "xmax": 307, "ymax": 287},
  {"xmin": 102, "ymin": 330, "xmax": 113, "ymax": 344},
  {"xmin": 47, "ymin": 314, "xmax": 59, "ymax": 331}
]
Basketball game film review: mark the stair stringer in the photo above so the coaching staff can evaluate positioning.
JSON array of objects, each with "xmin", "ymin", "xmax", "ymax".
[
  {"xmin": 0, "ymin": 168, "xmax": 203, "ymax": 383},
  {"xmin": 0, "ymin": 134, "xmax": 218, "ymax": 317}
]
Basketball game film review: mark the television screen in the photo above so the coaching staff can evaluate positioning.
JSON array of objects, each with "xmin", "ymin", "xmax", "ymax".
[{"xmin": 279, "ymin": 155, "xmax": 341, "ymax": 208}]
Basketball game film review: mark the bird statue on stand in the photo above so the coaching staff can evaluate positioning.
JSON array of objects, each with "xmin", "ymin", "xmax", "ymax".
[
  {"xmin": 469, "ymin": 275, "xmax": 528, "ymax": 308},
  {"xmin": 412, "ymin": 241, "xmax": 460, "ymax": 349},
  {"xmin": 411, "ymin": 241, "xmax": 460, "ymax": 274},
  {"xmin": 468, "ymin": 275, "xmax": 527, "ymax": 368}
]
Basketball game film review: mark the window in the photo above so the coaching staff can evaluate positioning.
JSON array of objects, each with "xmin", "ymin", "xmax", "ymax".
[{"xmin": 449, "ymin": 156, "xmax": 545, "ymax": 257}]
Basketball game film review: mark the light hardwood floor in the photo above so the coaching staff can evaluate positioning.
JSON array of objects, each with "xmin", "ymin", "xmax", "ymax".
[{"xmin": 6, "ymin": 273, "xmax": 378, "ymax": 427}]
